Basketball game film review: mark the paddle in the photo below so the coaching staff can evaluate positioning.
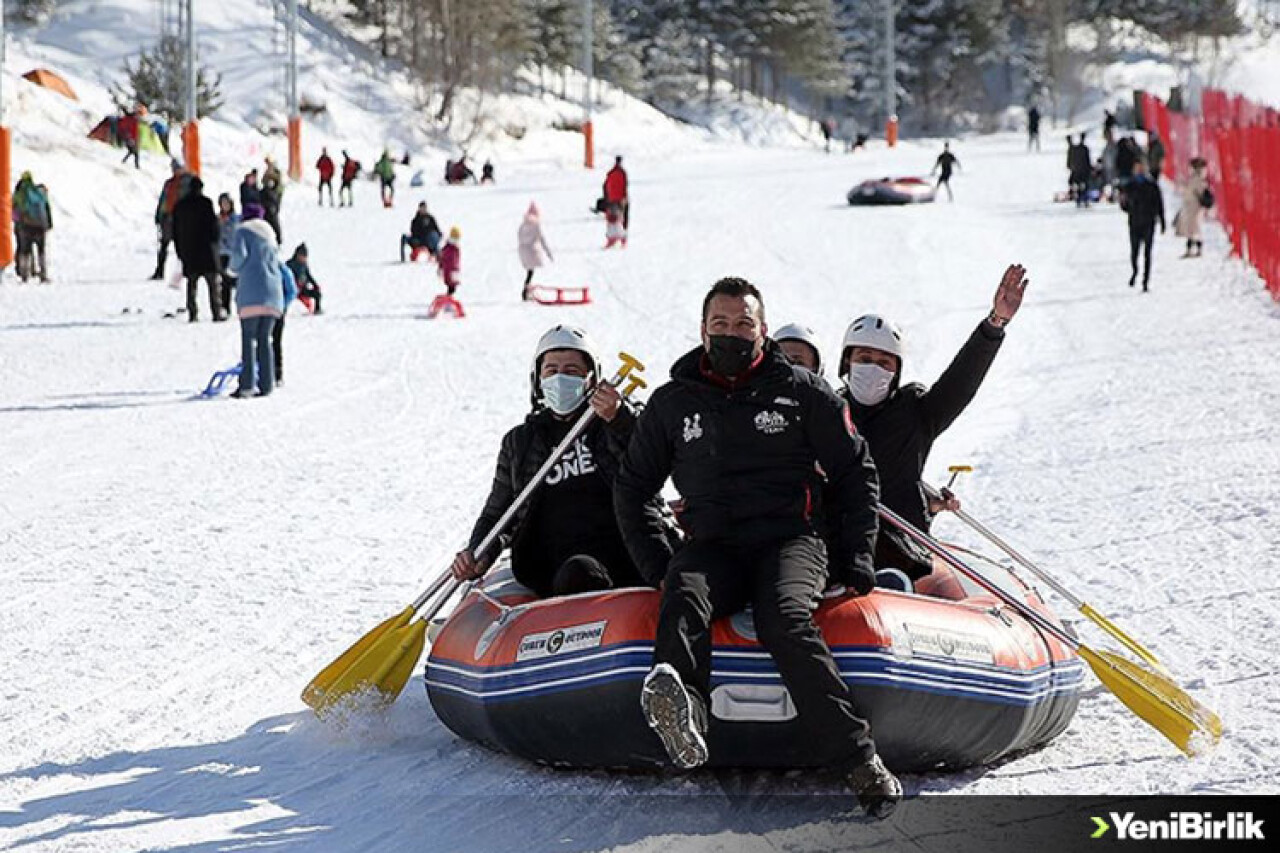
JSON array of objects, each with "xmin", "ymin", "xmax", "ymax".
[
  {"xmin": 924, "ymin": 479, "xmax": 1169, "ymax": 675},
  {"xmin": 877, "ymin": 503, "xmax": 1222, "ymax": 757},
  {"xmin": 302, "ymin": 353, "xmax": 648, "ymax": 717}
]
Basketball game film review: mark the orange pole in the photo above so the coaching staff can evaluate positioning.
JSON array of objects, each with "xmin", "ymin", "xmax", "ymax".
[
  {"xmin": 886, "ymin": 115, "xmax": 899, "ymax": 148},
  {"xmin": 0, "ymin": 126, "xmax": 12, "ymax": 270},
  {"xmin": 182, "ymin": 120, "xmax": 201, "ymax": 176},
  {"xmin": 583, "ymin": 120, "xmax": 594, "ymax": 169},
  {"xmin": 288, "ymin": 116, "xmax": 302, "ymax": 181}
]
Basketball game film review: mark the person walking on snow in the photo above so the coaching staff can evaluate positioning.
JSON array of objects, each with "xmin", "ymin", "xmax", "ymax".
[
  {"xmin": 931, "ymin": 143, "xmax": 961, "ymax": 201},
  {"xmin": 261, "ymin": 167, "xmax": 284, "ymax": 244},
  {"xmin": 449, "ymin": 325, "xmax": 675, "ymax": 598},
  {"xmin": 375, "ymin": 150, "xmax": 397, "ymax": 207},
  {"xmin": 12, "ymin": 172, "xmax": 52, "ymax": 283},
  {"xmin": 1175, "ymin": 158, "xmax": 1209, "ymax": 258},
  {"xmin": 835, "ymin": 264, "xmax": 1028, "ymax": 580},
  {"xmin": 1121, "ymin": 159, "xmax": 1165, "ymax": 291},
  {"xmin": 603, "ymin": 155, "xmax": 629, "ymax": 229},
  {"xmin": 118, "ymin": 107, "xmax": 141, "ymax": 169},
  {"xmin": 438, "ymin": 227, "xmax": 462, "ymax": 296},
  {"xmin": 1027, "ymin": 105, "xmax": 1041, "ymax": 152},
  {"xmin": 172, "ymin": 176, "xmax": 224, "ymax": 322},
  {"xmin": 316, "ymin": 148, "xmax": 336, "ymax": 206},
  {"xmin": 339, "ymin": 151, "xmax": 360, "ymax": 207},
  {"xmin": 1068, "ymin": 133, "xmax": 1092, "ymax": 207},
  {"xmin": 216, "ymin": 194, "xmax": 241, "ymax": 315},
  {"xmin": 517, "ymin": 202, "xmax": 553, "ymax": 300},
  {"xmin": 228, "ymin": 205, "xmax": 284, "ymax": 398},
  {"xmin": 152, "ymin": 160, "xmax": 189, "ymax": 280},
  {"xmin": 613, "ymin": 276, "xmax": 901, "ymax": 819},
  {"xmin": 401, "ymin": 202, "xmax": 442, "ymax": 262}
]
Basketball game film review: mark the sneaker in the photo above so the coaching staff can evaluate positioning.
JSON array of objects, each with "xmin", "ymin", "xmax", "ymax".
[
  {"xmin": 846, "ymin": 754, "xmax": 902, "ymax": 820},
  {"xmin": 640, "ymin": 663, "xmax": 709, "ymax": 770}
]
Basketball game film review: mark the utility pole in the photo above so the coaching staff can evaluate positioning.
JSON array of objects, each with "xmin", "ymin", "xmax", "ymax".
[
  {"xmin": 181, "ymin": 0, "xmax": 201, "ymax": 174},
  {"xmin": 582, "ymin": 0, "xmax": 594, "ymax": 169},
  {"xmin": 1, "ymin": 2, "xmax": 12, "ymax": 273},
  {"xmin": 287, "ymin": 0, "xmax": 301, "ymax": 180},
  {"xmin": 884, "ymin": 0, "xmax": 898, "ymax": 147}
]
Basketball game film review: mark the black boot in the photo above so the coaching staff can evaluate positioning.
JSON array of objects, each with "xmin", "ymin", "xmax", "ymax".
[{"xmin": 847, "ymin": 754, "xmax": 903, "ymax": 820}]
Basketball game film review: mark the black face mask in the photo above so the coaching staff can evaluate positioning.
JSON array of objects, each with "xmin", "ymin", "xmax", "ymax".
[{"xmin": 706, "ymin": 335, "xmax": 757, "ymax": 377}]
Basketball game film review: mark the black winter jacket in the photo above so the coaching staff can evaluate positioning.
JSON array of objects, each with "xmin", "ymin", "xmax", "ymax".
[
  {"xmin": 410, "ymin": 213, "xmax": 440, "ymax": 244},
  {"xmin": 172, "ymin": 192, "xmax": 220, "ymax": 276},
  {"xmin": 615, "ymin": 343, "xmax": 879, "ymax": 589},
  {"xmin": 467, "ymin": 401, "xmax": 672, "ymax": 591},
  {"xmin": 1123, "ymin": 176, "xmax": 1165, "ymax": 230},
  {"xmin": 840, "ymin": 319, "xmax": 1004, "ymax": 577}
]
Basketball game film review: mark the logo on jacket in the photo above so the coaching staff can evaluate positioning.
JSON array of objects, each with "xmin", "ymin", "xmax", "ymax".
[
  {"xmin": 544, "ymin": 437, "xmax": 596, "ymax": 486},
  {"xmin": 683, "ymin": 414, "xmax": 703, "ymax": 443},
  {"xmin": 754, "ymin": 410, "xmax": 788, "ymax": 435}
]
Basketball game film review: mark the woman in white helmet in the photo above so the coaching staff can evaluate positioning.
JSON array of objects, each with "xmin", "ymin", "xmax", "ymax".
[
  {"xmin": 836, "ymin": 264, "xmax": 1029, "ymax": 579},
  {"xmin": 773, "ymin": 323, "xmax": 824, "ymax": 376},
  {"xmin": 449, "ymin": 325, "xmax": 672, "ymax": 598}
]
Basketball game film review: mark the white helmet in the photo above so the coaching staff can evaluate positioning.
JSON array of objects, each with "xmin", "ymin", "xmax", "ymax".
[
  {"xmin": 773, "ymin": 323, "xmax": 824, "ymax": 374},
  {"xmin": 840, "ymin": 314, "xmax": 904, "ymax": 375},
  {"xmin": 530, "ymin": 324, "xmax": 602, "ymax": 401}
]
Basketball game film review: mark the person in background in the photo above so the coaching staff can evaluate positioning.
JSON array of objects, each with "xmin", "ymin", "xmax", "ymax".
[
  {"xmin": 261, "ymin": 167, "xmax": 283, "ymax": 244},
  {"xmin": 439, "ymin": 226, "xmax": 462, "ymax": 296},
  {"xmin": 216, "ymin": 194, "xmax": 241, "ymax": 315},
  {"xmin": 316, "ymin": 148, "xmax": 336, "ymax": 206},
  {"xmin": 239, "ymin": 169, "xmax": 262, "ymax": 211},
  {"xmin": 401, "ymin": 201, "xmax": 441, "ymax": 262},
  {"xmin": 375, "ymin": 150, "xmax": 397, "ymax": 207},
  {"xmin": 773, "ymin": 323, "xmax": 824, "ymax": 377},
  {"xmin": 1027, "ymin": 105, "xmax": 1041, "ymax": 152},
  {"xmin": 603, "ymin": 155, "xmax": 629, "ymax": 229},
  {"xmin": 172, "ymin": 176, "xmax": 224, "ymax": 322},
  {"xmin": 286, "ymin": 243, "xmax": 324, "ymax": 315},
  {"xmin": 228, "ymin": 204, "xmax": 283, "ymax": 398},
  {"xmin": 1147, "ymin": 130, "xmax": 1166, "ymax": 182},
  {"xmin": 339, "ymin": 151, "xmax": 361, "ymax": 207},
  {"xmin": 1120, "ymin": 159, "xmax": 1165, "ymax": 292},
  {"xmin": 151, "ymin": 160, "xmax": 188, "ymax": 280},
  {"xmin": 481, "ymin": 160, "xmax": 495, "ymax": 184},
  {"xmin": 1175, "ymin": 158, "xmax": 1209, "ymax": 258},
  {"xmin": 118, "ymin": 106, "xmax": 141, "ymax": 169},
  {"xmin": 931, "ymin": 142, "xmax": 961, "ymax": 201},
  {"xmin": 517, "ymin": 201, "xmax": 553, "ymax": 301},
  {"xmin": 12, "ymin": 172, "xmax": 53, "ymax": 283}
]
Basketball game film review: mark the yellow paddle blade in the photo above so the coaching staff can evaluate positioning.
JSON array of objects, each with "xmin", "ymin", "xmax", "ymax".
[
  {"xmin": 1080, "ymin": 602, "xmax": 1170, "ymax": 677},
  {"xmin": 302, "ymin": 605, "xmax": 413, "ymax": 712},
  {"xmin": 1080, "ymin": 645, "xmax": 1223, "ymax": 756},
  {"xmin": 306, "ymin": 617, "xmax": 428, "ymax": 718}
]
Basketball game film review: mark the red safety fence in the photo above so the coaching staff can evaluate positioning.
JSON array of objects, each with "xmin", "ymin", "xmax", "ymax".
[{"xmin": 1140, "ymin": 89, "xmax": 1280, "ymax": 299}]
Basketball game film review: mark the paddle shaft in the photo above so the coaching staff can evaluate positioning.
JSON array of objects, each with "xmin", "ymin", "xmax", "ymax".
[
  {"xmin": 923, "ymin": 481, "xmax": 1084, "ymax": 609},
  {"xmin": 877, "ymin": 503, "xmax": 1081, "ymax": 652}
]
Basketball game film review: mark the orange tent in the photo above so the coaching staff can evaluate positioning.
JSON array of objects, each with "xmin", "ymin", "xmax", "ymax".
[{"xmin": 22, "ymin": 69, "xmax": 79, "ymax": 101}]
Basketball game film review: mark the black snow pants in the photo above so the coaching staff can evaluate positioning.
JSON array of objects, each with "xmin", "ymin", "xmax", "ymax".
[
  {"xmin": 654, "ymin": 534, "xmax": 877, "ymax": 769},
  {"xmin": 1129, "ymin": 222, "xmax": 1156, "ymax": 288}
]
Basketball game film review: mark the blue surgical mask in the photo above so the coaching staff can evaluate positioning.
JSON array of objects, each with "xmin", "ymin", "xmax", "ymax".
[{"xmin": 540, "ymin": 374, "xmax": 588, "ymax": 415}]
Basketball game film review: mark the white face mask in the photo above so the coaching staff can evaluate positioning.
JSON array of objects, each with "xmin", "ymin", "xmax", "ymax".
[
  {"xmin": 844, "ymin": 363, "xmax": 896, "ymax": 406},
  {"xmin": 540, "ymin": 374, "xmax": 588, "ymax": 415}
]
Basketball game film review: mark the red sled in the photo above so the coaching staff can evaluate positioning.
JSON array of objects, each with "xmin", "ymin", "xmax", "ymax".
[
  {"xmin": 527, "ymin": 285, "xmax": 591, "ymax": 306},
  {"xmin": 428, "ymin": 294, "xmax": 466, "ymax": 319}
]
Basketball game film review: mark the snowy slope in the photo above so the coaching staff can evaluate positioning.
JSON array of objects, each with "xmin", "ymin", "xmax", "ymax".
[{"xmin": 2, "ymin": 123, "xmax": 1279, "ymax": 851}]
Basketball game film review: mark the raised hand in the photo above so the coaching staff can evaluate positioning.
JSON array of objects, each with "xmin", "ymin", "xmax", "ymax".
[{"xmin": 992, "ymin": 264, "xmax": 1029, "ymax": 323}]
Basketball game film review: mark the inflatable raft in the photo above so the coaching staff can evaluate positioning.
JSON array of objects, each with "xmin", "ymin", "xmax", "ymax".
[
  {"xmin": 424, "ymin": 556, "xmax": 1083, "ymax": 772},
  {"xmin": 847, "ymin": 176, "xmax": 937, "ymax": 205}
]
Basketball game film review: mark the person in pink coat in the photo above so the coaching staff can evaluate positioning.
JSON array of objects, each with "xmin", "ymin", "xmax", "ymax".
[
  {"xmin": 438, "ymin": 226, "xmax": 462, "ymax": 295},
  {"xmin": 517, "ymin": 202, "xmax": 553, "ymax": 301}
]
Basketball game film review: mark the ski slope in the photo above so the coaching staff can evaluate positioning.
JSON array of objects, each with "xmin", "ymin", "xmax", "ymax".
[{"xmin": 2, "ymin": 127, "xmax": 1278, "ymax": 851}]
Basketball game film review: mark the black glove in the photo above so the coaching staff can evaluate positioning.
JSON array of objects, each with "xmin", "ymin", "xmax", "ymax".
[{"xmin": 841, "ymin": 555, "xmax": 876, "ymax": 596}]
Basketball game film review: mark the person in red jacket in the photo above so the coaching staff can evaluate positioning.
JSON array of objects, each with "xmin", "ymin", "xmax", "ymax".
[
  {"xmin": 603, "ymin": 155, "xmax": 629, "ymax": 230},
  {"xmin": 118, "ymin": 108, "xmax": 141, "ymax": 169},
  {"xmin": 438, "ymin": 226, "xmax": 462, "ymax": 295},
  {"xmin": 339, "ymin": 151, "xmax": 361, "ymax": 207},
  {"xmin": 316, "ymin": 148, "xmax": 335, "ymax": 206}
]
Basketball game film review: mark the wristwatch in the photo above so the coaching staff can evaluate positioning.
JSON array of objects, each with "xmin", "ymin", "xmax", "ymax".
[{"xmin": 986, "ymin": 311, "xmax": 1010, "ymax": 328}]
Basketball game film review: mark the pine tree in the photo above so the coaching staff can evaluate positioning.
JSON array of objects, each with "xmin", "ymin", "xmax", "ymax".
[{"xmin": 114, "ymin": 36, "xmax": 224, "ymax": 119}]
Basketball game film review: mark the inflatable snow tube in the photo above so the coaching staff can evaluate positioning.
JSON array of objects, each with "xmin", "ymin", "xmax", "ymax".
[
  {"xmin": 847, "ymin": 176, "xmax": 937, "ymax": 206},
  {"xmin": 424, "ymin": 556, "xmax": 1083, "ymax": 773}
]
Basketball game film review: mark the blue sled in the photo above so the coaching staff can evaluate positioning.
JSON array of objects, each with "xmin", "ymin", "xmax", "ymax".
[{"xmin": 202, "ymin": 364, "xmax": 242, "ymax": 397}]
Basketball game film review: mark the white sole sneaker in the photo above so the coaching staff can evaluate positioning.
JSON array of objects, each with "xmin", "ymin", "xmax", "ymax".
[{"xmin": 640, "ymin": 663, "xmax": 708, "ymax": 770}]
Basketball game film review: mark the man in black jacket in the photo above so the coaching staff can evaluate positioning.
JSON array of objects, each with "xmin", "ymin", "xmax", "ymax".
[
  {"xmin": 614, "ymin": 277, "xmax": 900, "ymax": 819},
  {"xmin": 1069, "ymin": 133, "xmax": 1093, "ymax": 207},
  {"xmin": 1122, "ymin": 160, "xmax": 1165, "ymax": 291},
  {"xmin": 836, "ymin": 264, "xmax": 1028, "ymax": 578},
  {"xmin": 450, "ymin": 325, "xmax": 672, "ymax": 598},
  {"xmin": 401, "ymin": 202, "xmax": 442, "ymax": 262},
  {"xmin": 172, "ymin": 177, "xmax": 223, "ymax": 322}
]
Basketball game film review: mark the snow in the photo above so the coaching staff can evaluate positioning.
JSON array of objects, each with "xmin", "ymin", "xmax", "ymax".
[{"xmin": 3, "ymin": 3, "xmax": 1280, "ymax": 851}]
